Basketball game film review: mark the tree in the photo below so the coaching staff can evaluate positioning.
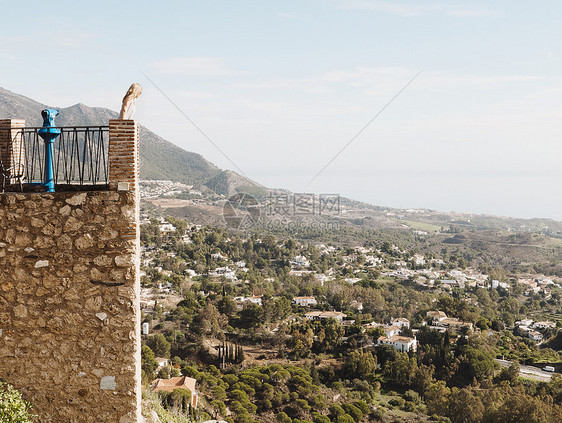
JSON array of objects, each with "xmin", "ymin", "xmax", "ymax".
[
  {"xmin": 425, "ymin": 380, "xmax": 450, "ymax": 416},
  {"xmin": 191, "ymin": 303, "xmax": 225, "ymax": 338},
  {"xmin": 290, "ymin": 328, "xmax": 314, "ymax": 359},
  {"xmin": 320, "ymin": 318, "xmax": 344, "ymax": 351},
  {"xmin": 384, "ymin": 352, "xmax": 417, "ymax": 388},
  {"xmin": 149, "ymin": 334, "xmax": 171, "ymax": 358},
  {"xmin": 344, "ymin": 350, "xmax": 377, "ymax": 381},
  {"xmin": 239, "ymin": 303, "xmax": 264, "ymax": 329},
  {"xmin": 217, "ymin": 295, "xmax": 237, "ymax": 317},
  {"xmin": 455, "ymin": 345, "xmax": 496, "ymax": 384},
  {"xmin": 141, "ymin": 345, "xmax": 158, "ymax": 380},
  {"xmin": 274, "ymin": 297, "xmax": 292, "ymax": 320},
  {"xmin": 210, "ymin": 400, "xmax": 226, "ymax": 418},
  {"xmin": 0, "ymin": 382, "xmax": 34, "ymax": 423},
  {"xmin": 495, "ymin": 389, "xmax": 551, "ymax": 423},
  {"xmin": 495, "ymin": 362, "xmax": 520, "ymax": 385},
  {"xmin": 447, "ymin": 388, "xmax": 484, "ymax": 423},
  {"xmin": 168, "ymin": 388, "xmax": 191, "ymax": 412}
]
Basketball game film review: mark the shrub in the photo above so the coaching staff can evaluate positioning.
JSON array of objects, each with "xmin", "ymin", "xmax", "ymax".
[
  {"xmin": 370, "ymin": 408, "xmax": 386, "ymax": 420},
  {"xmin": 259, "ymin": 399, "xmax": 272, "ymax": 411},
  {"xmin": 403, "ymin": 390, "xmax": 421, "ymax": 405},
  {"xmin": 309, "ymin": 394, "xmax": 327, "ymax": 409},
  {"xmin": 277, "ymin": 412, "xmax": 292, "ymax": 423},
  {"xmin": 296, "ymin": 399, "xmax": 311, "ymax": 413},
  {"xmin": 388, "ymin": 397, "xmax": 405, "ymax": 409},
  {"xmin": 353, "ymin": 400, "xmax": 369, "ymax": 414},
  {"xmin": 403, "ymin": 401, "xmax": 416, "ymax": 412},
  {"xmin": 0, "ymin": 382, "xmax": 34, "ymax": 423},
  {"xmin": 335, "ymin": 415, "xmax": 355, "ymax": 423},
  {"xmin": 342, "ymin": 404, "xmax": 362, "ymax": 422},
  {"xmin": 312, "ymin": 413, "xmax": 331, "ymax": 423},
  {"xmin": 223, "ymin": 374, "xmax": 239, "ymax": 386},
  {"xmin": 329, "ymin": 404, "xmax": 345, "ymax": 418}
]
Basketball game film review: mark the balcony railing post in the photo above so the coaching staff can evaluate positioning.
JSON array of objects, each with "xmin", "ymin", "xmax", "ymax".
[
  {"xmin": 0, "ymin": 119, "xmax": 26, "ymax": 190},
  {"xmin": 108, "ymin": 120, "xmax": 139, "ymax": 192}
]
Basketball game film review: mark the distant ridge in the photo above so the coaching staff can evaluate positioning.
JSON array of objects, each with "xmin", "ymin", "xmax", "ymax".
[{"xmin": 0, "ymin": 87, "xmax": 266, "ymax": 195}]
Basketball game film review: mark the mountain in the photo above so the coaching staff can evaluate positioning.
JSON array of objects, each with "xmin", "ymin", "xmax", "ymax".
[{"xmin": 0, "ymin": 87, "xmax": 266, "ymax": 195}]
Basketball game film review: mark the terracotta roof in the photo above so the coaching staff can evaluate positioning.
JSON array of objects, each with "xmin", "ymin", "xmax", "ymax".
[{"xmin": 151, "ymin": 376, "xmax": 196, "ymax": 394}]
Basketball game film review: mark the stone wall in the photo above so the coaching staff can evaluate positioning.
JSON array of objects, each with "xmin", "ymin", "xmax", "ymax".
[{"xmin": 0, "ymin": 120, "xmax": 141, "ymax": 422}]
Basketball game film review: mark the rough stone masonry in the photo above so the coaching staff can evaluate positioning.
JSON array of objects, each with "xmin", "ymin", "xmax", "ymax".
[{"xmin": 0, "ymin": 119, "xmax": 141, "ymax": 422}]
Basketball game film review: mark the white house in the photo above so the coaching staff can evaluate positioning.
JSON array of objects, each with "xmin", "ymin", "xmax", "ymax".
[
  {"xmin": 392, "ymin": 318, "xmax": 410, "ymax": 329},
  {"xmin": 491, "ymin": 280, "xmax": 510, "ymax": 290},
  {"xmin": 211, "ymin": 252, "xmax": 228, "ymax": 261},
  {"xmin": 377, "ymin": 335, "xmax": 417, "ymax": 352},
  {"xmin": 154, "ymin": 357, "xmax": 169, "ymax": 368},
  {"xmin": 293, "ymin": 296, "xmax": 318, "ymax": 307},
  {"xmin": 305, "ymin": 311, "xmax": 347, "ymax": 323},
  {"xmin": 290, "ymin": 255, "xmax": 310, "ymax": 267},
  {"xmin": 247, "ymin": 296, "xmax": 262, "ymax": 305},
  {"xmin": 529, "ymin": 331, "xmax": 543, "ymax": 342},
  {"xmin": 159, "ymin": 223, "xmax": 176, "ymax": 233},
  {"xmin": 533, "ymin": 321, "xmax": 556, "ymax": 330},
  {"xmin": 384, "ymin": 325, "xmax": 401, "ymax": 338},
  {"xmin": 234, "ymin": 296, "xmax": 263, "ymax": 306},
  {"xmin": 350, "ymin": 300, "xmax": 363, "ymax": 311},
  {"xmin": 427, "ymin": 310, "xmax": 447, "ymax": 323},
  {"xmin": 152, "ymin": 376, "xmax": 198, "ymax": 408},
  {"xmin": 516, "ymin": 319, "xmax": 534, "ymax": 327}
]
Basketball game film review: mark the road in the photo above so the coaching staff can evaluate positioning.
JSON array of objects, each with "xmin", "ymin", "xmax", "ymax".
[{"xmin": 495, "ymin": 359, "xmax": 554, "ymax": 382}]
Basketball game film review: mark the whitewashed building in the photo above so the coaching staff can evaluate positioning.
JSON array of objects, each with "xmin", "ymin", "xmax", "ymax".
[
  {"xmin": 377, "ymin": 335, "xmax": 417, "ymax": 352},
  {"xmin": 392, "ymin": 318, "xmax": 410, "ymax": 329},
  {"xmin": 305, "ymin": 311, "xmax": 347, "ymax": 322},
  {"xmin": 293, "ymin": 296, "xmax": 318, "ymax": 307}
]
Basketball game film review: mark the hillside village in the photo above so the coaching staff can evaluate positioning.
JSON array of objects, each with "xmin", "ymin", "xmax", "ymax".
[
  {"xmin": 140, "ymin": 216, "xmax": 560, "ymax": 343},
  {"xmin": 137, "ymin": 194, "xmax": 562, "ymax": 422}
]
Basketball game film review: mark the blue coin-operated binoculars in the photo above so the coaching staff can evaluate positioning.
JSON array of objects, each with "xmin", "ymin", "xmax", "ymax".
[{"xmin": 38, "ymin": 109, "xmax": 60, "ymax": 192}]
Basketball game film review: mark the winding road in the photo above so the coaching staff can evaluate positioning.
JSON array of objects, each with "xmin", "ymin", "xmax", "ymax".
[{"xmin": 495, "ymin": 359, "xmax": 555, "ymax": 382}]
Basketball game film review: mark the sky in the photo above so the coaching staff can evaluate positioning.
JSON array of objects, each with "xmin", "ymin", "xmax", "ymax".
[{"xmin": 2, "ymin": 0, "xmax": 562, "ymax": 220}]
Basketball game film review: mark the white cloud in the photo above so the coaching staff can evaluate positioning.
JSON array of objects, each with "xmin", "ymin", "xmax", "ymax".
[
  {"xmin": 149, "ymin": 57, "xmax": 237, "ymax": 76},
  {"xmin": 339, "ymin": 0, "xmax": 500, "ymax": 17}
]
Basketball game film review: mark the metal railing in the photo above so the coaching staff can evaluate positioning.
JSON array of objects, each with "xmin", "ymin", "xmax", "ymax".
[{"xmin": 1, "ymin": 126, "xmax": 109, "ymax": 190}]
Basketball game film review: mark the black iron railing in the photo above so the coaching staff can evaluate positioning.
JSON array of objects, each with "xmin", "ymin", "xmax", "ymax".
[{"xmin": 1, "ymin": 126, "xmax": 109, "ymax": 190}]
